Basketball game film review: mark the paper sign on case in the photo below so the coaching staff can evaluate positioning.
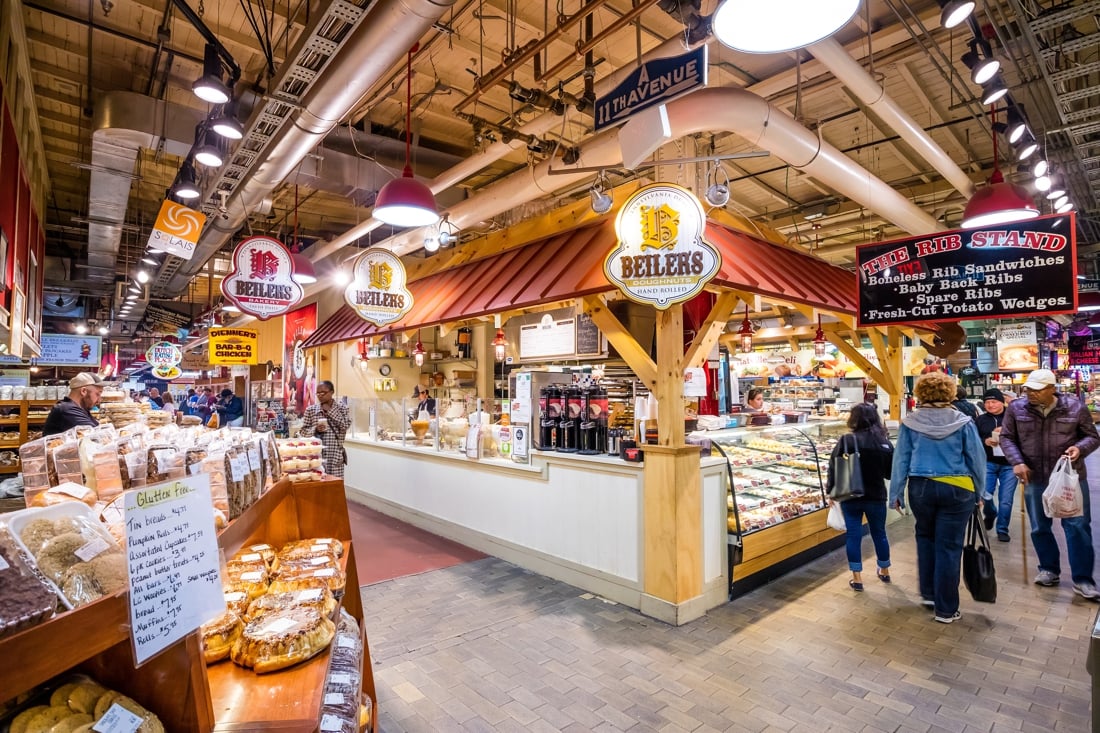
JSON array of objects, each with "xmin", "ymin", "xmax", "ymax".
[{"xmin": 148, "ymin": 200, "xmax": 206, "ymax": 261}]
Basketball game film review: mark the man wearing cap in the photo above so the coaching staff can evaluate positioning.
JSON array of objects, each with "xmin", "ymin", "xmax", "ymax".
[
  {"xmin": 1000, "ymin": 368, "xmax": 1100, "ymax": 599},
  {"xmin": 976, "ymin": 388, "xmax": 1016, "ymax": 541},
  {"xmin": 43, "ymin": 373, "xmax": 103, "ymax": 436}
]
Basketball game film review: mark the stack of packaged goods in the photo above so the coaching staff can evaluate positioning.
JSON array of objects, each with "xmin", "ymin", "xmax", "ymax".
[{"xmin": 275, "ymin": 438, "xmax": 324, "ymax": 482}]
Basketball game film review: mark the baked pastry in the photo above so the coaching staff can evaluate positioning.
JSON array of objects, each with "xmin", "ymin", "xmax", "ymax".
[
  {"xmin": 66, "ymin": 681, "xmax": 108, "ymax": 715},
  {"xmin": 224, "ymin": 590, "xmax": 251, "ymax": 616},
  {"xmin": 271, "ymin": 565, "xmax": 345, "ymax": 596},
  {"xmin": 281, "ymin": 538, "xmax": 343, "ymax": 558},
  {"xmin": 91, "ymin": 692, "xmax": 164, "ymax": 733},
  {"xmin": 244, "ymin": 586, "xmax": 336, "ymax": 621},
  {"xmin": 201, "ymin": 610, "xmax": 243, "ymax": 664},
  {"xmin": 243, "ymin": 543, "xmax": 276, "ymax": 566},
  {"xmin": 10, "ymin": 705, "xmax": 49, "ymax": 733},
  {"xmin": 226, "ymin": 556, "xmax": 268, "ymax": 575},
  {"xmin": 230, "ymin": 606, "xmax": 335, "ymax": 673},
  {"xmin": 267, "ymin": 574, "xmax": 330, "ymax": 597},
  {"xmin": 19, "ymin": 705, "xmax": 72, "ymax": 732},
  {"xmin": 224, "ymin": 565, "xmax": 269, "ymax": 600},
  {"xmin": 0, "ymin": 541, "xmax": 57, "ymax": 639},
  {"xmin": 42, "ymin": 712, "xmax": 92, "ymax": 732},
  {"xmin": 60, "ymin": 554, "xmax": 128, "ymax": 606}
]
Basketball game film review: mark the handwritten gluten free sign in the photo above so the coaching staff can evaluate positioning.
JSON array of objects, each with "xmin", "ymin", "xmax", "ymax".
[{"xmin": 855, "ymin": 214, "xmax": 1077, "ymax": 326}]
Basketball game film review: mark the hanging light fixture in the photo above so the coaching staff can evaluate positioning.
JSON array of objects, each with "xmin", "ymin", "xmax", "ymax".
[
  {"xmin": 75, "ymin": 324, "xmax": 88, "ymax": 334},
  {"xmin": 210, "ymin": 100, "xmax": 244, "ymax": 140},
  {"xmin": 193, "ymin": 126, "xmax": 225, "ymax": 168},
  {"xmin": 980, "ymin": 76, "xmax": 1008, "ymax": 106},
  {"xmin": 171, "ymin": 160, "xmax": 201, "ymax": 200},
  {"xmin": 291, "ymin": 251, "xmax": 317, "ymax": 284},
  {"xmin": 357, "ymin": 338, "xmax": 370, "ymax": 370},
  {"xmin": 589, "ymin": 171, "xmax": 613, "ymax": 214},
  {"xmin": 192, "ymin": 43, "xmax": 231, "ymax": 104},
  {"xmin": 962, "ymin": 40, "xmax": 999, "ymax": 85},
  {"xmin": 736, "ymin": 306, "xmax": 754, "ymax": 354},
  {"xmin": 97, "ymin": 325, "xmax": 109, "ymax": 336},
  {"xmin": 704, "ymin": 161, "xmax": 731, "ymax": 207},
  {"xmin": 493, "ymin": 327, "xmax": 508, "ymax": 362},
  {"xmin": 136, "ymin": 270, "xmax": 150, "ymax": 284},
  {"xmin": 939, "ymin": 0, "xmax": 976, "ymax": 29},
  {"xmin": 962, "ymin": 107, "xmax": 1038, "ymax": 228},
  {"xmin": 1045, "ymin": 176, "xmax": 1066, "ymax": 200},
  {"xmin": 712, "ymin": 0, "xmax": 859, "ymax": 54},
  {"xmin": 413, "ymin": 331, "xmax": 426, "ymax": 367},
  {"xmin": 373, "ymin": 44, "xmax": 440, "ymax": 228},
  {"xmin": 813, "ymin": 316, "xmax": 828, "ymax": 358},
  {"xmin": 1015, "ymin": 133, "xmax": 1038, "ymax": 160}
]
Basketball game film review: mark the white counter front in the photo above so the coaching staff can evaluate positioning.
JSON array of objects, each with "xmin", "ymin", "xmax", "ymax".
[{"xmin": 344, "ymin": 438, "xmax": 728, "ymax": 616}]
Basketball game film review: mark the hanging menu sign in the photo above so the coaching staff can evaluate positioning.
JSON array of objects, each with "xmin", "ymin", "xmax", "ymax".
[
  {"xmin": 124, "ymin": 474, "xmax": 224, "ymax": 666},
  {"xmin": 1069, "ymin": 336, "xmax": 1100, "ymax": 366},
  {"xmin": 856, "ymin": 213, "xmax": 1077, "ymax": 326},
  {"xmin": 519, "ymin": 314, "xmax": 576, "ymax": 359}
]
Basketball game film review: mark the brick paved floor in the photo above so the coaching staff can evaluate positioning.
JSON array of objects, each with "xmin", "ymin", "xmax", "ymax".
[{"xmin": 360, "ymin": 499, "xmax": 1099, "ymax": 732}]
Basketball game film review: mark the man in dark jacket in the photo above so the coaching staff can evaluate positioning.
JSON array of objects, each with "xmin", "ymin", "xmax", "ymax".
[
  {"xmin": 43, "ymin": 373, "xmax": 103, "ymax": 436},
  {"xmin": 952, "ymin": 385, "xmax": 979, "ymax": 421},
  {"xmin": 1000, "ymin": 369, "xmax": 1100, "ymax": 599},
  {"xmin": 216, "ymin": 388, "xmax": 245, "ymax": 427},
  {"xmin": 976, "ymin": 388, "xmax": 1016, "ymax": 541}
]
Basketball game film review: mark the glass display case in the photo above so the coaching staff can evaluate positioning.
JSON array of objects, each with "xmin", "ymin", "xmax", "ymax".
[
  {"xmin": 347, "ymin": 395, "xmax": 505, "ymax": 457},
  {"xmin": 708, "ymin": 422, "xmax": 844, "ymax": 536}
]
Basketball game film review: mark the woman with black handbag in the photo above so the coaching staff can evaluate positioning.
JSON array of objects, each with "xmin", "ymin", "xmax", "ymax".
[
  {"xmin": 889, "ymin": 372, "xmax": 986, "ymax": 624},
  {"xmin": 827, "ymin": 403, "xmax": 894, "ymax": 592}
]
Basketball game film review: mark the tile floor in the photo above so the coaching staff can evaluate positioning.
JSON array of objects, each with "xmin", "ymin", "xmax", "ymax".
[{"xmin": 357, "ymin": 500, "xmax": 1100, "ymax": 733}]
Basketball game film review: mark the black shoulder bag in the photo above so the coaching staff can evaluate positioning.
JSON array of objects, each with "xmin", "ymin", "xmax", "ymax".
[{"xmin": 828, "ymin": 433, "xmax": 865, "ymax": 502}]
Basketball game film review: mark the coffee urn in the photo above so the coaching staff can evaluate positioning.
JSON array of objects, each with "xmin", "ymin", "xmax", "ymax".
[
  {"xmin": 541, "ymin": 384, "xmax": 563, "ymax": 450},
  {"xmin": 578, "ymin": 387, "xmax": 598, "ymax": 454},
  {"xmin": 556, "ymin": 384, "xmax": 581, "ymax": 452}
]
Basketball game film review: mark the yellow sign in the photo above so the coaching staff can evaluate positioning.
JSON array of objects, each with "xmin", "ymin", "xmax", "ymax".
[
  {"xmin": 148, "ymin": 200, "xmax": 206, "ymax": 261},
  {"xmin": 209, "ymin": 328, "xmax": 259, "ymax": 365},
  {"xmin": 344, "ymin": 250, "xmax": 413, "ymax": 327}
]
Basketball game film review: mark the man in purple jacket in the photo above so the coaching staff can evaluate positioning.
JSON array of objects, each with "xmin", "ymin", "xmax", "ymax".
[{"xmin": 1000, "ymin": 369, "xmax": 1100, "ymax": 600}]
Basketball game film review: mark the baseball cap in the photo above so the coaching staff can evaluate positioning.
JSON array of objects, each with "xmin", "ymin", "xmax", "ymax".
[
  {"xmin": 69, "ymin": 373, "xmax": 103, "ymax": 390},
  {"xmin": 1022, "ymin": 369, "xmax": 1057, "ymax": 390},
  {"xmin": 220, "ymin": 389, "xmax": 233, "ymax": 397},
  {"xmin": 980, "ymin": 388, "xmax": 1005, "ymax": 403}
]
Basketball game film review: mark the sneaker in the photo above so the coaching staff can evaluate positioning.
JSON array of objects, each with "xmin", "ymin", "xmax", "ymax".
[
  {"xmin": 997, "ymin": 532, "xmax": 1010, "ymax": 542},
  {"xmin": 1073, "ymin": 582, "xmax": 1100, "ymax": 600},
  {"xmin": 1034, "ymin": 570, "xmax": 1061, "ymax": 586},
  {"xmin": 983, "ymin": 512, "xmax": 996, "ymax": 531},
  {"xmin": 933, "ymin": 611, "xmax": 962, "ymax": 624},
  {"xmin": 920, "ymin": 598, "xmax": 935, "ymax": 608}
]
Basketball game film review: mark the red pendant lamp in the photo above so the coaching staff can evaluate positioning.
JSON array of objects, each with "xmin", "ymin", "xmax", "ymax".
[
  {"xmin": 737, "ymin": 305, "xmax": 754, "ymax": 353},
  {"xmin": 962, "ymin": 106, "xmax": 1039, "ymax": 228},
  {"xmin": 373, "ymin": 44, "xmax": 441, "ymax": 228},
  {"xmin": 813, "ymin": 316, "xmax": 828, "ymax": 357}
]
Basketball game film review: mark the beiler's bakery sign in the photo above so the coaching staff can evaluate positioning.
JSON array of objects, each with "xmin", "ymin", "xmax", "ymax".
[
  {"xmin": 604, "ymin": 183, "xmax": 721, "ymax": 310},
  {"xmin": 220, "ymin": 236, "xmax": 305, "ymax": 320},
  {"xmin": 344, "ymin": 249, "xmax": 414, "ymax": 327}
]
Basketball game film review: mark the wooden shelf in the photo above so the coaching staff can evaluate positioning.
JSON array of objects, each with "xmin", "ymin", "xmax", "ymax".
[{"xmin": 0, "ymin": 476, "xmax": 377, "ymax": 733}]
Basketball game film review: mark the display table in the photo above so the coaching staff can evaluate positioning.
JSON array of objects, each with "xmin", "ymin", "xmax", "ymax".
[
  {"xmin": 0, "ymin": 476, "xmax": 376, "ymax": 733},
  {"xmin": 344, "ymin": 437, "xmax": 730, "ymax": 619}
]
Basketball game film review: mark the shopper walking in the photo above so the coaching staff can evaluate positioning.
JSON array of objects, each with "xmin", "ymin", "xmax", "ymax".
[
  {"xmin": 826, "ymin": 403, "xmax": 893, "ymax": 592},
  {"xmin": 976, "ymin": 388, "xmax": 1016, "ymax": 542},
  {"xmin": 301, "ymin": 381, "xmax": 350, "ymax": 477},
  {"xmin": 889, "ymin": 371, "xmax": 985, "ymax": 623},
  {"xmin": 952, "ymin": 385, "xmax": 979, "ymax": 420},
  {"xmin": 999, "ymin": 368, "xmax": 1100, "ymax": 599}
]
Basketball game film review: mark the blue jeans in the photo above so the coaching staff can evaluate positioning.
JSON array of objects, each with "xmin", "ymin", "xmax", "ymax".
[
  {"xmin": 983, "ymin": 463, "xmax": 1018, "ymax": 536},
  {"xmin": 1023, "ymin": 478, "xmax": 1095, "ymax": 584},
  {"xmin": 908, "ymin": 477, "xmax": 976, "ymax": 617},
  {"xmin": 840, "ymin": 499, "xmax": 890, "ymax": 572}
]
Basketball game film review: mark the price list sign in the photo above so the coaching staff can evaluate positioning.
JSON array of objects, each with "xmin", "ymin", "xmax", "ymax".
[
  {"xmin": 856, "ymin": 213, "xmax": 1077, "ymax": 326},
  {"xmin": 124, "ymin": 474, "xmax": 224, "ymax": 666}
]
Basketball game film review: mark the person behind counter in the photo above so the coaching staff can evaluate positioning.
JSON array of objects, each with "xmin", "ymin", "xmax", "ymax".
[
  {"xmin": 301, "ymin": 380, "xmax": 350, "ymax": 477},
  {"xmin": 215, "ymin": 388, "xmax": 245, "ymax": 427},
  {"xmin": 43, "ymin": 373, "xmax": 103, "ymax": 436},
  {"xmin": 416, "ymin": 388, "xmax": 437, "ymax": 418},
  {"xmin": 745, "ymin": 388, "xmax": 767, "ymax": 413}
]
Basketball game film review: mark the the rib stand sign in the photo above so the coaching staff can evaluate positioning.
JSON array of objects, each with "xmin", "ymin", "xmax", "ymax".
[{"xmin": 855, "ymin": 213, "xmax": 1077, "ymax": 327}]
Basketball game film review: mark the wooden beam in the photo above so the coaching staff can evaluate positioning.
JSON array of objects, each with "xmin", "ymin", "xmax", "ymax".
[
  {"xmin": 825, "ymin": 330, "xmax": 889, "ymax": 387},
  {"xmin": 683, "ymin": 292, "xmax": 741, "ymax": 369},
  {"xmin": 866, "ymin": 327, "xmax": 897, "ymax": 388},
  {"xmin": 582, "ymin": 295, "xmax": 657, "ymax": 388},
  {"xmin": 887, "ymin": 328, "xmax": 904, "ymax": 420}
]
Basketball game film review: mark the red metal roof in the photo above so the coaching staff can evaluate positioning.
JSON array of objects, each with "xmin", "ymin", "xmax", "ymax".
[{"xmin": 302, "ymin": 222, "xmax": 859, "ymax": 348}]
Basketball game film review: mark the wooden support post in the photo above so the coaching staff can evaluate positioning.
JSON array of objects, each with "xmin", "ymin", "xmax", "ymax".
[{"xmin": 887, "ymin": 328, "xmax": 904, "ymax": 420}]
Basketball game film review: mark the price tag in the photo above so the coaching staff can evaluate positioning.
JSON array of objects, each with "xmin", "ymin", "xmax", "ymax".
[
  {"xmin": 323, "ymin": 693, "xmax": 345, "ymax": 706},
  {"xmin": 52, "ymin": 481, "xmax": 90, "ymax": 499},
  {"xmin": 337, "ymin": 636, "xmax": 357, "ymax": 649},
  {"xmin": 248, "ymin": 449, "xmax": 261, "ymax": 471},
  {"xmin": 75, "ymin": 536, "xmax": 112, "ymax": 562},
  {"xmin": 259, "ymin": 616, "xmax": 298, "ymax": 634},
  {"xmin": 92, "ymin": 703, "xmax": 144, "ymax": 733},
  {"xmin": 313, "ymin": 568, "xmax": 335, "ymax": 578},
  {"xmin": 237, "ymin": 553, "xmax": 263, "ymax": 562},
  {"xmin": 239, "ymin": 571, "xmax": 264, "ymax": 582},
  {"xmin": 229, "ymin": 456, "xmax": 245, "ymax": 482},
  {"xmin": 189, "ymin": 462, "xmax": 203, "ymax": 475},
  {"xmin": 328, "ymin": 672, "xmax": 352, "ymax": 686},
  {"xmin": 260, "ymin": 439, "xmax": 270, "ymax": 459},
  {"xmin": 309, "ymin": 556, "xmax": 330, "ymax": 566},
  {"xmin": 319, "ymin": 714, "xmax": 343, "ymax": 732},
  {"xmin": 295, "ymin": 588, "xmax": 323, "ymax": 602}
]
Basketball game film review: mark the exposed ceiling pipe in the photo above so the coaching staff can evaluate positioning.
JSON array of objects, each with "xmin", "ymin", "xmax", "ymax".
[
  {"xmin": 160, "ymin": 0, "xmax": 457, "ymax": 296},
  {"xmin": 807, "ymin": 37, "xmax": 976, "ymax": 199},
  {"xmin": 86, "ymin": 92, "xmax": 200, "ymax": 284},
  {"xmin": 308, "ymin": 32, "xmax": 706, "ymax": 264},
  {"xmin": 316, "ymin": 86, "xmax": 939, "ymax": 263}
]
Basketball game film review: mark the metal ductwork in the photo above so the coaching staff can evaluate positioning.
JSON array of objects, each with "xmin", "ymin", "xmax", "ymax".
[
  {"xmin": 807, "ymin": 37, "xmax": 976, "ymax": 199},
  {"xmin": 159, "ymin": 0, "xmax": 458, "ymax": 297},
  {"xmin": 87, "ymin": 93, "xmax": 200, "ymax": 282},
  {"xmin": 322, "ymin": 85, "xmax": 939, "ymax": 260}
]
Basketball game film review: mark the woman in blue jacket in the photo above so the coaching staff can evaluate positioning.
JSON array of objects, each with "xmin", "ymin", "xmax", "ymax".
[{"xmin": 890, "ymin": 371, "xmax": 985, "ymax": 624}]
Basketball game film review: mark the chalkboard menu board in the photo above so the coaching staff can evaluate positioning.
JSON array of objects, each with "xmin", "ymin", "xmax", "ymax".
[
  {"xmin": 856, "ymin": 213, "xmax": 1077, "ymax": 326},
  {"xmin": 575, "ymin": 313, "xmax": 603, "ymax": 356}
]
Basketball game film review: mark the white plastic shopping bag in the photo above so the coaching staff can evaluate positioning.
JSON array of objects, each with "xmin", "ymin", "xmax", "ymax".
[
  {"xmin": 1043, "ymin": 455, "xmax": 1084, "ymax": 518},
  {"xmin": 826, "ymin": 502, "xmax": 846, "ymax": 531}
]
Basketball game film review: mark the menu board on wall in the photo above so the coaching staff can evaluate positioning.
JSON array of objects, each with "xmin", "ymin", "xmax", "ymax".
[
  {"xmin": 856, "ymin": 214, "xmax": 1077, "ymax": 326},
  {"xmin": 995, "ymin": 322, "xmax": 1039, "ymax": 372},
  {"xmin": 125, "ymin": 474, "xmax": 224, "ymax": 666},
  {"xmin": 39, "ymin": 333, "xmax": 103, "ymax": 366},
  {"xmin": 519, "ymin": 314, "xmax": 576, "ymax": 359},
  {"xmin": 1069, "ymin": 336, "xmax": 1100, "ymax": 366},
  {"xmin": 575, "ymin": 314, "xmax": 603, "ymax": 356}
]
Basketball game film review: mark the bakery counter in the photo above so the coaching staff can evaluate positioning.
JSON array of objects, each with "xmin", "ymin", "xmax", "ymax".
[{"xmin": 344, "ymin": 440, "xmax": 729, "ymax": 616}]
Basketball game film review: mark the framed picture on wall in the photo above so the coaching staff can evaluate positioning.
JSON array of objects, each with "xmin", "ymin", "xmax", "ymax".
[{"xmin": 10, "ymin": 286, "xmax": 24, "ymax": 356}]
